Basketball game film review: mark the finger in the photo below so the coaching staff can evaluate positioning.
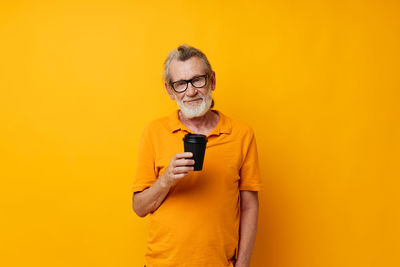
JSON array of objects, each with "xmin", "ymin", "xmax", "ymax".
[
  {"xmin": 175, "ymin": 152, "xmax": 193, "ymax": 159},
  {"xmin": 174, "ymin": 159, "xmax": 195, "ymax": 167},
  {"xmin": 173, "ymin": 173, "xmax": 188, "ymax": 179},
  {"xmin": 174, "ymin": 166, "xmax": 195, "ymax": 174}
]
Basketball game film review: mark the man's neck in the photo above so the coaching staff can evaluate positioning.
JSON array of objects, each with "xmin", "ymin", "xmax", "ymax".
[{"xmin": 178, "ymin": 109, "xmax": 219, "ymax": 134}]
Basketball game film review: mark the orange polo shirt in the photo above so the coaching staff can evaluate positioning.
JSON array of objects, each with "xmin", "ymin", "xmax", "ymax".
[{"xmin": 132, "ymin": 109, "xmax": 262, "ymax": 267}]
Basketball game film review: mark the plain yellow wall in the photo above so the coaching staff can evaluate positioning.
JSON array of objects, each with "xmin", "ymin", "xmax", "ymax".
[{"xmin": 1, "ymin": 0, "xmax": 399, "ymax": 266}]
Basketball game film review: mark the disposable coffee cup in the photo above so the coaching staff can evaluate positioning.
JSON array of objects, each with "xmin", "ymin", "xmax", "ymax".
[{"xmin": 183, "ymin": 133, "xmax": 208, "ymax": 171}]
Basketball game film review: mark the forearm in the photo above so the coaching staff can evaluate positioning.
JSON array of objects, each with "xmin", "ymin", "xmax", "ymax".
[
  {"xmin": 132, "ymin": 173, "xmax": 172, "ymax": 217},
  {"xmin": 236, "ymin": 194, "xmax": 259, "ymax": 266}
]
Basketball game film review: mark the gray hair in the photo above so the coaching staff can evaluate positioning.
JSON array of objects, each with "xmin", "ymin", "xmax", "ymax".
[{"xmin": 163, "ymin": 44, "xmax": 213, "ymax": 84}]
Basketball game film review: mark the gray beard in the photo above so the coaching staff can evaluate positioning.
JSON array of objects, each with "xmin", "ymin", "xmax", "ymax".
[{"xmin": 176, "ymin": 90, "xmax": 213, "ymax": 119}]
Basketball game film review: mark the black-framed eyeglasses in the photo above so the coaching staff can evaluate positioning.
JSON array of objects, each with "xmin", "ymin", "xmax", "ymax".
[{"xmin": 170, "ymin": 74, "xmax": 208, "ymax": 93}]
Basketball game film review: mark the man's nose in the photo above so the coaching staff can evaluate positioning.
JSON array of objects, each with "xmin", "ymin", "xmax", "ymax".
[{"xmin": 185, "ymin": 83, "xmax": 198, "ymax": 96}]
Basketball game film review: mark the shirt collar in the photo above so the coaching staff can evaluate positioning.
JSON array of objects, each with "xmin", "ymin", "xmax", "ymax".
[{"xmin": 168, "ymin": 109, "xmax": 232, "ymax": 136}]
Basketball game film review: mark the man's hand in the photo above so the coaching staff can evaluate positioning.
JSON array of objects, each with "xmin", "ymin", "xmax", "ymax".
[
  {"xmin": 160, "ymin": 152, "xmax": 195, "ymax": 188},
  {"xmin": 132, "ymin": 152, "xmax": 194, "ymax": 217}
]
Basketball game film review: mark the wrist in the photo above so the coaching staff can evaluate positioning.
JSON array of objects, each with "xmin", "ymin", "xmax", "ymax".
[
  {"xmin": 235, "ymin": 258, "xmax": 250, "ymax": 267},
  {"xmin": 159, "ymin": 173, "xmax": 173, "ymax": 189}
]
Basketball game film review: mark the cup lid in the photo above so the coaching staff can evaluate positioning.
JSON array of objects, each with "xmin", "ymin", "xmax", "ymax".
[{"xmin": 183, "ymin": 133, "xmax": 208, "ymax": 144}]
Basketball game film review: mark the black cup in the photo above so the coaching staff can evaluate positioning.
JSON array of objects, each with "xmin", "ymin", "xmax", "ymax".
[{"xmin": 183, "ymin": 133, "xmax": 208, "ymax": 171}]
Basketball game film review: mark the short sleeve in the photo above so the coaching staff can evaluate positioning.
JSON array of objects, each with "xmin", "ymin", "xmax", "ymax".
[
  {"xmin": 239, "ymin": 129, "xmax": 262, "ymax": 191},
  {"xmin": 131, "ymin": 124, "xmax": 157, "ymax": 194}
]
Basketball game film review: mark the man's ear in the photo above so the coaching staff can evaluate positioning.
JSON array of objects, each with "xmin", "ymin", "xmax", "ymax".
[
  {"xmin": 165, "ymin": 82, "xmax": 175, "ymax": 100},
  {"xmin": 210, "ymin": 71, "xmax": 216, "ymax": 91}
]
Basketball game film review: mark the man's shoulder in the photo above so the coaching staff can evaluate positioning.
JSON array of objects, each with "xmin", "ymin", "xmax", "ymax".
[
  {"xmin": 147, "ymin": 115, "xmax": 170, "ymax": 128},
  {"xmin": 141, "ymin": 112, "xmax": 175, "ymax": 134},
  {"xmin": 220, "ymin": 111, "xmax": 254, "ymax": 136}
]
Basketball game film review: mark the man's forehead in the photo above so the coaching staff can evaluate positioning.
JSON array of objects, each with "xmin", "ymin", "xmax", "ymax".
[{"xmin": 169, "ymin": 57, "xmax": 206, "ymax": 80}]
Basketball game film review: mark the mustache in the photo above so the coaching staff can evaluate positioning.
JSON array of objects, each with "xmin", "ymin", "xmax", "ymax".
[{"xmin": 183, "ymin": 95, "xmax": 204, "ymax": 102}]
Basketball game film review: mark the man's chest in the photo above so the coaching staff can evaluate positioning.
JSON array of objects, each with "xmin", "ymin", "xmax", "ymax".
[{"xmin": 153, "ymin": 132, "xmax": 243, "ymax": 180}]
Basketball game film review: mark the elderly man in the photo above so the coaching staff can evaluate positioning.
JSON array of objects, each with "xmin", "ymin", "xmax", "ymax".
[{"xmin": 132, "ymin": 44, "xmax": 262, "ymax": 267}]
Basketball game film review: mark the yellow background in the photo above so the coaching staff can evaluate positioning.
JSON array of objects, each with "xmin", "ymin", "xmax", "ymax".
[{"xmin": 1, "ymin": 0, "xmax": 399, "ymax": 266}]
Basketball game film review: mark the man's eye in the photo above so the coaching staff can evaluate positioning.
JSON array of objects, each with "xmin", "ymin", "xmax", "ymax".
[{"xmin": 176, "ymin": 81, "xmax": 187, "ymax": 87}]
